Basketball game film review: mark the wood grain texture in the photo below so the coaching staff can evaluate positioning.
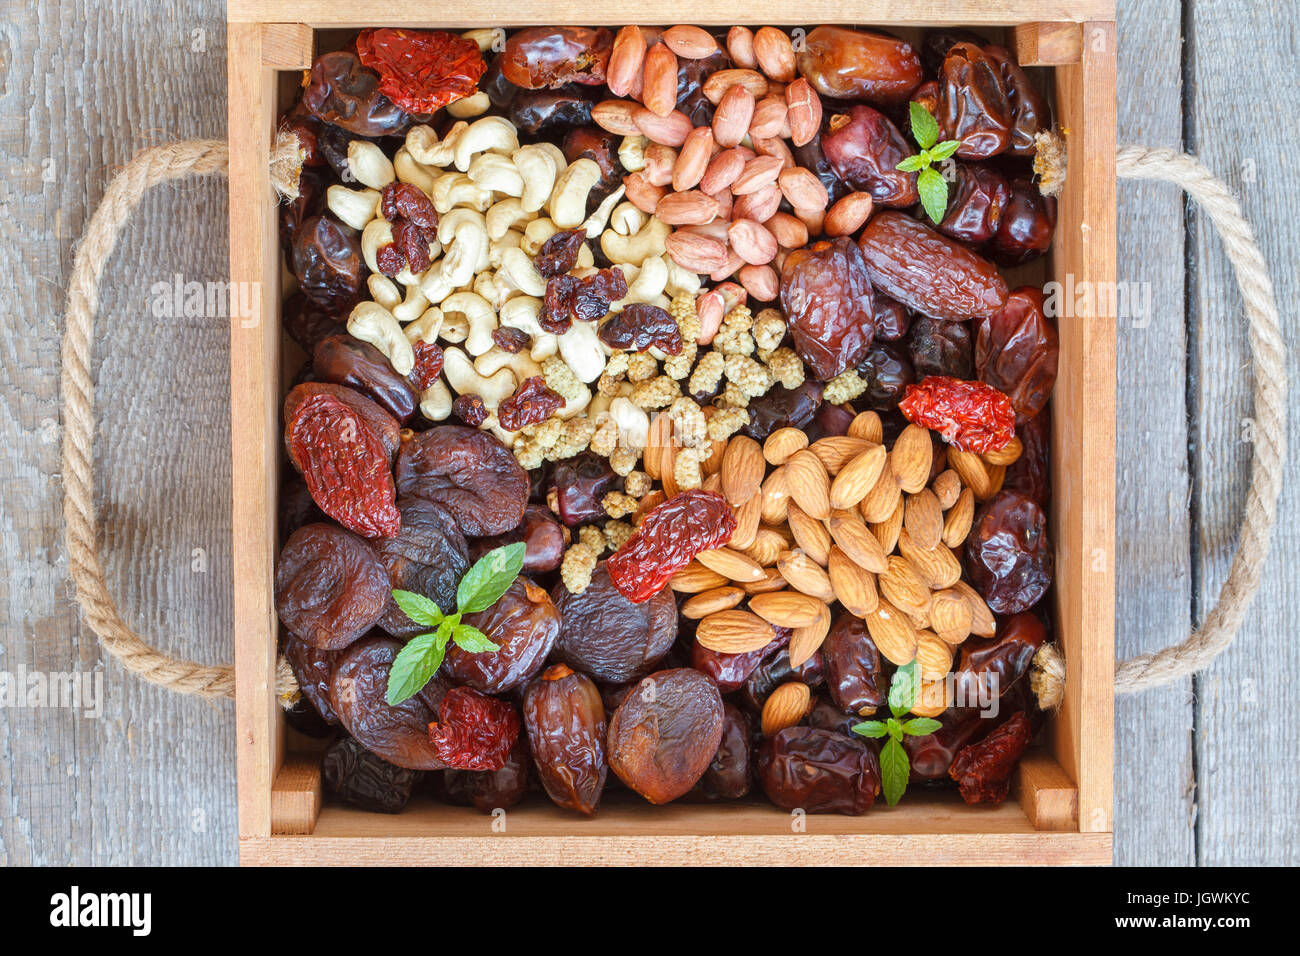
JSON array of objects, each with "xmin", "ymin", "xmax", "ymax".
[
  {"xmin": 1112, "ymin": 0, "xmax": 1197, "ymax": 866},
  {"xmin": 1185, "ymin": 0, "xmax": 1300, "ymax": 866}
]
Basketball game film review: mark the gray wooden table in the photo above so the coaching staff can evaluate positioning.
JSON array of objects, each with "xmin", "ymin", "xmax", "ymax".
[{"xmin": 1, "ymin": 0, "xmax": 1296, "ymax": 866}]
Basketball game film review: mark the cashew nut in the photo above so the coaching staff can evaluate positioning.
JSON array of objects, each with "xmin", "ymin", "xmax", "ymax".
[
  {"xmin": 559, "ymin": 386, "xmax": 593, "ymax": 420},
  {"xmin": 326, "ymin": 185, "xmax": 380, "ymax": 230},
  {"xmin": 406, "ymin": 122, "xmax": 466, "ymax": 168},
  {"xmin": 436, "ymin": 214, "xmax": 491, "ymax": 289},
  {"xmin": 548, "ymin": 158, "xmax": 602, "ymax": 229},
  {"xmin": 461, "ymin": 27, "xmax": 504, "ymax": 52},
  {"xmin": 448, "ymin": 90, "xmax": 491, "ymax": 119},
  {"xmin": 393, "ymin": 147, "xmax": 440, "ymax": 196},
  {"xmin": 522, "ymin": 217, "xmax": 560, "ymax": 256},
  {"xmin": 347, "ymin": 141, "xmax": 394, "ymax": 190},
  {"xmin": 609, "ymin": 396, "xmax": 651, "ymax": 450},
  {"xmin": 430, "ymin": 171, "xmax": 492, "ymax": 214},
  {"xmin": 476, "ymin": 346, "xmax": 543, "ymax": 381},
  {"xmin": 601, "ymin": 216, "xmax": 671, "ymax": 266},
  {"xmin": 442, "ymin": 291, "xmax": 497, "ymax": 357},
  {"xmin": 442, "ymin": 347, "xmax": 516, "ymax": 411},
  {"xmin": 583, "ymin": 184, "xmax": 627, "ymax": 238},
  {"xmin": 618, "ymin": 135, "xmax": 649, "ymax": 173},
  {"xmin": 511, "ymin": 144, "xmax": 560, "ymax": 213},
  {"xmin": 392, "ymin": 284, "xmax": 430, "ymax": 324},
  {"xmin": 611, "ymin": 255, "xmax": 668, "ymax": 310},
  {"xmin": 404, "ymin": 307, "xmax": 444, "ymax": 345},
  {"xmin": 367, "ymin": 273, "xmax": 402, "ymax": 311},
  {"xmin": 488, "ymin": 229, "xmax": 524, "ymax": 270},
  {"xmin": 610, "ymin": 201, "xmax": 647, "ymax": 237},
  {"xmin": 454, "ymin": 116, "xmax": 520, "ymax": 173},
  {"xmin": 557, "ymin": 320, "xmax": 606, "ymax": 384},
  {"xmin": 474, "ymin": 270, "xmax": 511, "ymax": 311},
  {"xmin": 439, "ymin": 310, "xmax": 469, "ymax": 344},
  {"xmin": 467, "ymin": 152, "xmax": 524, "ymax": 197},
  {"xmin": 437, "ymin": 208, "xmax": 490, "ymax": 274},
  {"xmin": 663, "ymin": 253, "xmax": 703, "ymax": 297},
  {"xmin": 419, "ymin": 379, "xmax": 453, "ymax": 421},
  {"xmin": 485, "ymin": 197, "xmax": 536, "ymax": 240},
  {"xmin": 347, "ymin": 302, "xmax": 415, "ymax": 376},
  {"xmin": 498, "ymin": 246, "xmax": 547, "ymax": 297}
]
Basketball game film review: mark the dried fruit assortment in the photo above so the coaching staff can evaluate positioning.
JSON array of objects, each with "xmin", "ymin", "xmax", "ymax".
[{"xmin": 276, "ymin": 21, "xmax": 1065, "ymax": 819}]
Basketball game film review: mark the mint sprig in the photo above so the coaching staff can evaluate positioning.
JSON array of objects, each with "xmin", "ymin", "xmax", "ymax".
[
  {"xmin": 850, "ymin": 660, "xmax": 942, "ymax": 806},
  {"xmin": 897, "ymin": 101, "xmax": 961, "ymax": 226},
  {"xmin": 384, "ymin": 542, "xmax": 525, "ymax": 705}
]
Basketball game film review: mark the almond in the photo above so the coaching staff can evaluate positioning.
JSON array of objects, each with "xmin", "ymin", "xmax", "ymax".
[
  {"xmin": 720, "ymin": 434, "xmax": 764, "ymax": 505},
  {"xmin": 664, "ymin": 231, "xmax": 729, "ymax": 273},
  {"xmin": 897, "ymin": 528, "xmax": 962, "ymax": 590},
  {"xmin": 809, "ymin": 435, "xmax": 872, "ymax": 475},
  {"xmin": 777, "ymin": 166, "xmax": 829, "ymax": 211},
  {"xmin": 742, "ymin": 566, "xmax": 788, "ymax": 594},
  {"xmin": 865, "ymin": 599, "xmax": 919, "ymax": 666},
  {"xmin": 663, "ymin": 24, "xmax": 718, "ymax": 59},
  {"xmin": 912, "ymin": 678, "xmax": 953, "ymax": 718},
  {"xmin": 635, "ymin": 489, "xmax": 666, "ymax": 522},
  {"xmin": 737, "ymin": 264, "xmax": 779, "ymax": 302},
  {"xmin": 732, "ymin": 184, "xmax": 783, "ymax": 223},
  {"xmin": 982, "ymin": 434, "xmax": 1023, "ymax": 467},
  {"xmin": 742, "ymin": 527, "xmax": 785, "ymax": 567},
  {"xmin": 656, "ymin": 190, "xmax": 721, "ymax": 226},
  {"xmin": 702, "ymin": 68, "xmax": 769, "ymax": 105},
  {"xmin": 870, "ymin": 495, "xmax": 905, "ymax": 553},
  {"xmin": 929, "ymin": 588, "xmax": 974, "ymax": 645},
  {"xmin": 824, "ymin": 191, "xmax": 874, "ymax": 237},
  {"xmin": 727, "ymin": 218, "xmax": 778, "ymax": 265},
  {"xmin": 828, "ymin": 510, "xmax": 889, "ymax": 574},
  {"xmin": 942, "ymin": 486, "xmax": 975, "ymax": 548},
  {"xmin": 905, "ymin": 488, "xmax": 945, "ymax": 550},
  {"xmin": 761, "ymin": 680, "xmax": 812, "ymax": 735},
  {"xmin": 592, "ymin": 99, "xmax": 641, "ymax": 136},
  {"xmin": 668, "ymin": 560, "xmax": 730, "ymax": 593},
  {"xmin": 783, "ymin": 449, "xmax": 831, "ymax": 520},
  {"xmin": 641, "ymin": 43, "xmax": 679, "ymax": 116},
  {"xmin": 785, "ymin": 501, "xmax": 833, "ymax": 566},
  {"xmin": 879, "ymin": 554, "xmax": 931, "ymax": 615},
  {"xmin": 828, "ymin": 545, "xmax": 878, "ymax": 617},
  {"xmin": 642, "ymin": 410, "xmax": 673, "ymax": 479},
  {"xmin": 784, "ymin": 77, "xmax": 822, "ymax": 147},
  {"xmin": 712, "ymin": 86, "xmax": 755, "ymax": 149},
  {"xmin": 776, "ymin": 549, "xmax": 835, "ymax": 602},
  {"xmin": 915, "ymin": 630, "xmax": 954, "ymax": 680},
  {"xmin": 759, "ymin": 467, "xmax": 791, "ymax": 524},
  {"xmin": 695, "ymin": 546, "xmax": 766, "ymax": 583},
  {"xmin": 732, "ymin": 155, "xmax": 784, "ymax": 195},
  {"xmin": 952, "ymin": 580, "xmax": 997, "ymax": 637},
  {"xmin": 763, "ymin": 211, "xmax": 808, "ymax": 249},
  {"xmin": 889, "ymin": 424, "xmax": 933, "ymax": 494},
  {"xmin": 748, "ymin": 96, "xmax": 788, "ymax": 139},
  {"xmin": 829, "ymin": 443, "xmax": 887, "ymax": 510},
  {"xmin": 725, "ymin": 26, "xmax": 757, "ymax": 69},
  {"xmin": 749, "ymin": 590, "xmax": 826, "ymax": 628},
  {"xmin": 681, "ymin": 586, "xmax": 745, "ymax": 619},
  {"xmin": 788, "ymin": 603, "xmax": 831, "ymax": 668},
  {"xmin": 632, "ymin": 106, "xmax": 693, "ymax": 147},
  {"xmin": 696, "ymin": 609, "xmax": 777, "ymax": 653},
  {"xmin": 931, "ymin": 469, "xmax": 962, "ymax": 509},
  {"xmin": 859, "ymin": 458, "xmax": 902, "ymax": 524},
  {"xmin": 672, "ymin": 127, "xmax": 715, "ymax": 192},
  {"xmin": 700, "ymin": 147, "xmax": 748, "ymax": 193},
  {"xmin": 730, "ymin": 493, "xmax": 762, "ymax": 551},
  {"xmin": 947, "ymin": 447, "xmax": 1001, "ymax": 500},
  {"xmin": 606, "ymin": 26, "xmax": 647, "ymax": 98},
  {"xmin": 622, "ymin": 172, "xmax": 666, "ymax": 214},
  {"xmin": 847, "ymin": 410, "xmax": 884, "ymax": 443},
  {"xmin": 753, "ymin": 27, "xmax": 796, "ymax": 81}
]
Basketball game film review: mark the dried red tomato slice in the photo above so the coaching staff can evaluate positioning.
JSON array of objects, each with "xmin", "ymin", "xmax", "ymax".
[
  {"xmin": 898, "ymin": 375, "xmax": 1016, "ymax": 453},
  {"xmin": 948, "ymin": 711, "xmax": 1032, "ymax": 804},
  {"xmin": 355, "ymin": 28, "xmax": 486, "ymax": 114},
  {"xmin": 607, "ymin": 490, "xmax": 737, "ymax": 603},
  {"xmin": 428, "ymin": 687, "xmax": 521, "ymax": 771}
]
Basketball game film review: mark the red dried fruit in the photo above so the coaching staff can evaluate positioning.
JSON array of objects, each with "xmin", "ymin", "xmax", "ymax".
[
  {"xmin": 903, "ymin": 706, "xmax": 987, "ymax": 779},
  {"xmin": 523, "ymin": 664, "xmax": 608, "ymax": 815},
  {"xmin": 453, "ymin": 392, "xmax": 488, "ymax": 427},
  {"xmin": 779, "ymin": 237, "xmax": 876, "ymax": 381},
  {"xmin": 501, "ymin": 26, "xmax": 614, "ymax": 89},
  {"xmin": 540, "ymin": 275, "xmax": 577, "ymax": 334},
  {"xmin": 427, "ymin": 687, "xmax": 521, "ymax": 772},
  {"xmin": 974, "ymin": 286, "xmax": 1059, "ymax": 423},
  {"xmin": 598, "ymin": 303, "xmax": 683, "ymax": 354},
  {"xmin": 375, "ymin": 243, "xmax": 404, "ymax": 278},
  {"xmin": 408, "ymin": 340, "xmax": 445, "ymax": 392},
  {"xmin": 496, "ymin": 375, "xmax": 566, "ymax": 432},
  {"xmin": 394, "ymin": 425, "xmax": 528, "ymax": 536},
  {"xmin": 606, "ymin": 490, "xmax": 737, "ymax": 603},
  {"xmin": 534, "ymin": 228, "xmax": 588, "ymax": 278},
  {"xmin": 355, "ymin": 28, "xmax": 486, "ymax": 114},
  {"xmin": 391, "ymin": 218, "xmax": 434, "ymax": 274},
  {"xmin": 314, "ymin": 334, "xmax": 420, "ymax": 424},
  {"xmin": 949, "ymin": 711, "xmax": 1032, "ymax": 804},
  {"xmin": 541, "ymin": 269, "xmax": 629, "ymax": 332},
  {"xmin": 758, "ymin": 726, "xmax": 881, "ymax": 815},
  {"xmin": 898, "ymin": 375, "xmax": 1016, "ymax": 454},
  {"xmin": 283, "ymin": 383, "xmax": 401, "ymax": 538},
  {"xmin": 380, "ymin": 181, "xmax": 439, "ymax": 229},
  {"xmin": 966, "ymin": 490, "xmax": 1053, "ymax": 614}
]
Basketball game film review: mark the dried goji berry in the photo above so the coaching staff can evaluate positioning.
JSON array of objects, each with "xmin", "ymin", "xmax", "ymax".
[
  {"xmin": 428, "ymin": 687, "xmax": 522, "ymax": 771},
  {"xmin": 948, "ymin": 711, "xmax": 1032, "ymax": 804},
  {"xmin": 408, "ymin": 340, "xmax": 444, "ymax": 391},
  {"xmin": 355, "ymin": 28, "xmax": 486, "ymax": 114},
  {"xmin": 607, "ymin": 490, "xmax": 737, "ymax": 603},
  {"xmin": 898, "ymin": 375, "xmax": 1016, "ymax": 453}
]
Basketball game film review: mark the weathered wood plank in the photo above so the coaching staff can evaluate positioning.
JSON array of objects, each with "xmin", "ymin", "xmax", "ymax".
[
  {"xmin": 1187, "ymin": 0, "xmax": 1300, "ymax": 866},
  {"xmin": 1111, "ymin": 0, "xmax": 1197, "ymax": 866}
]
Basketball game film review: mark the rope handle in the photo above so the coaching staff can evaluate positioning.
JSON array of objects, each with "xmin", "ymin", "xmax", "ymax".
[{"xmin": 58, "ymin": 141, "xmax": 1285, "ymax": 701}]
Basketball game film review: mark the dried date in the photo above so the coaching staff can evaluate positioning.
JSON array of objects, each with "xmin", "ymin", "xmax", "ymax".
[
  {"xmin": 285, "ymin": 637, "xmax": 340, "ymax": 725},
  {"xmin": 523, "ymin": 664, "xmax": 608, "ymax": 815},
  {"xmin": 292, "ymin": 215, "xmax": 363, "ymax": 310},
  {"xmin": 949, "ymin": 711, "xmax": 1032, "ymax": 803},
  {"xmin": 758, "ymin": 726, "xmax": 881, "ymax": 815},
  {"xmin": 442, "ymin": 579, "xmax": 560, "ymax": 694},
  {"xmin": 501, "ymin": 27, "xmax": 614, "ymax": 89},
  {"xmin": 974, "ymin": 286, "xmax": 1058, "ymax": 423},
  {"xmin": 988, "ymin": 175, "xmax": 1057, "ymax": 266},
  {"xmin": 780, "ymin": 238, "xmax": 876, "ymax": 381},
  {"xmin": 314, "ymin": 334, "xmax": 420, "ymax": 424},
  {"xmin": 686, "ymin": 703, "xmax": 753, "ymax": 802},
  {"xmin": 795, "ymin": 26, "xmax": 924, "ymax": 106},
  {"xmin": 322, "ymin": 735, "xmax": 419, "ymax": 813},
  {"xmin": 302, "ymin": 51, "xmax": 411, "ymax": 136},
  {"xmin": 966, "ymin": 490, "xmax": 1053, "ymax": 614},
  {"xmin": 821, "ymin": 612, "xmax": 889, "ymax": 715},
  {"xmin": 937, "ymin": 43, "xmax": 1013, "ymax": 159},
  {"xmin": 821, "ymin": 105, "xmax": 919, "ymax": 208}
]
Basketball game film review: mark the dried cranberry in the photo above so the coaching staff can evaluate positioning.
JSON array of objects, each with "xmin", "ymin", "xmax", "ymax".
[
  {"xmin": 573, "ymin": 268, "xmax": 627, "ymax": 321},
  {"xmin": 491, "ymin": 326, "xmax": 530, "ymax": 354},
  {"xmin": 541, "ymin": 275, "xmax": 578, "ymax": 334},
  {"xmin": 898, "ymin": 375, "xmax": 1016, "ymax": 453},
  {"xmin": 375, "ymin": 243, "xmax": 404, "ymax": 278},
  {"xmin": 409, "ymin": 340, "xmax": 445, "ymax": 392},
  {"xmin": 497, "ymin": 376, "xmax": 565, "ymax": 432},
  {"xmin": 599, "ymin": 304, "xmax": 683, "ymax": 354},
  {"xmin": 606, "ymin": 490, "xmax": 737, "ymax": 603},
  {"xmin": 379, "ymin": 181, "xmax": 438, "ymax": 229},
  {"xmin": 428, "ymin": 687, "xmax": 521, "ymax": 771}
]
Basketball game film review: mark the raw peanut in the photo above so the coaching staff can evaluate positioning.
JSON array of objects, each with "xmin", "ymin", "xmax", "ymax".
[
  {"xmin": 859, "ymin": 458, "xmax": 902, "ymax": 524},
  {"xmin": 783, "ymin": 449, "xmax": 831, "ymax": 520},
  {"xmin": 761, "ymin": 681, "xmax": 812, "ymax": 735},
  {"xmin": 776, "ymin": 550, "xmax": 835, "ymax": 603},
  {"xmin": 737, "ymin": 263, "xmax": 779, "ymax": 302},
  {"xmin": 764, "ymin": 211, "xmax": 809, "ymax": 249},
  {"xmin": 707, "ymin": 187, "xmax": 734, "ymax": 222},
  {"xmin": 763, "ymin": 426, "xmax": 808, "ymax": 465},
  {"xmin": 695, "ymin": 547, "xmax": 766, "ymax": 583},
  {"xmin": 848, "ymin": 410, "xmax": 884, "ymax": 444},
  {"xmin": 828, "ymin": 545, "xmax": 878, "ymax": 617},
  {"xmin": 656, "ymin": 190, "xmax": 720, "ymax": 226},
  {"xmin": 829, "ymin": 444, "xmax": 887, "ymax": 510},
  {"xmin": 633, "ymin": 107, "xmax": 693, "ymax": 147},
  {"xmin": 623, "ymin": 172, "xmax": 666, "ymax": 214},
  {"xmin": 753, "ymin": 27, "xmax": 796, "ymax": 82},
  {"xmin": 703, "ymin": 68, "xmax": 768, "ymax": 105},
  {"xmin": 931, "ymin": 469, "xmax": 962, "ymax": 509},
  {"xmin": 794, "ymin": 205, "xmax": 826, "ymax": 237},
  {"xmin": 777, "ymin": 166, "xmax": 829, "ymax": 211},
  {"xmin": 751, "ymin": 135, "xmax": 795, "ymax": 169},
  {"xmin": 870, "ymin": 496, "xmax": 905, "ymax": 554},
  {"xmin": 710, "ymin": 250, "xmax": 745, "ymax": 283},
  {"xmin": 786, "ymin": 501, "xmax": 832, "ymax": 566},
  {"xmin": 712, "ymin": 86, "xmax": 755, "ymax": 149},
  {"xmin": 727, "ymin": 219, "xmax": 779, "ymax": 266},
  {"xmin": 748, "ymin": 96, "xmax": 788, "ymax": 139},
  {"xmin": 642, "ymin": 43, "xmax": 679, "ymax": 116},
  {"xmin": 663, "ymin": 24, "xmax": 719, "ymax": 59},
  {"xmin": 789, "ymin": 604, "xmax": 831, "ymax": 668},
  {"xmin": 669, "ymin": 560, "xmax": 730, "ymax": 593},
  {"xmin": 941, "ymin": 487, "xmax": 975, "ymax": 548},
  {"xmin": 696, "ymin": 288, "xmax": 726, "ymax": 343},
  {"xmin": 673, "ymin": 127, "xmax": 716, "ymax": 191},
  {"xmin": 828, "ymin": 510, "xmax": 889, "ymax": 574},
  {"xmin": 665, "ymin": 231, "xmax": 729, "ymax": 273},
  {"xmin": 607, "ymin": 26, "xmax": 647, "ymax": 98},
  {"xmin": 592, "ymin": 100, "xmax": 641, "ymax": 136},
  {"xmin": 725, "ymin": 25, "xmax": 758, "ymax": 69},
  {"xmin": 824, "ymin": 191, "xmax": 875, "ymax": 237},
  {"xmin": 678, "ymin": 220, "xmax": 731, "ymax": 243},
  {"xmin": 700, "ymin": 147, "xmax": 747, "ymax": 193},
  {"xmin": 785, "ymin": 77, "xmax": 822, "ymax": 147},
  {"xmin": 681, "ymin": 585, "xmax": 745, "ymax": 619},
  {"xmin": 905, "ymin": 488, "xmax": 945, "ymax": 550},
  {"xmin": 732, "ymin": 185, "xmax": 782, "ymax": 223},
  {"xmin": 643, "ymin": 144, "xmax": 678, "ymax": 186},
  {"xmin": 732, "ymin": 155, "xmax": 784, "ymax": 195}
]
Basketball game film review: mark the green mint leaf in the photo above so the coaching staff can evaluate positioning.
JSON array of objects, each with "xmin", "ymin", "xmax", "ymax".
[
  {"xmin": 851, "ymin": 720, "xmax": 889, "ymax": 739},
  {"xmin": 456, "ymin": 542, "xmax": 526, "ymax": 614},
  {"xmin": 390, "ymin": 589, "xmax": 443, "ymax": 628},
  {"xmin": 888, "ymin": 659, "xmax": 921, "ymax": 718},
  {"xmin": 385, "ymin": 623, "xmax": 451, "ymax": 706},
  {"xmin": 908, "ymin": 101, "xmax": 939, "ymax": 150},
  {"xmin": 880, "ymin": 737, "xmax": 910, "ymax": 806},
  {"xmin": 895, "ymin": 154, "xmax": 928, "ymax": 173},
  {"xmin": 901, "ymin": 717, "xmax": 943, "ymax": 737},
  {"xmin": 886, "ymin": 717, "xmax": 903, "ymax": 742},
  {"xmin": 917, "ymin": 167, "xmax": 949, "ymax": 225},
  {"xmin": 929, "ymin": 139, "xmax": 961, "ymax": 161},
  {"xmin": 450, "ymin": 624, "xmax": 500, "ymax": 654}
]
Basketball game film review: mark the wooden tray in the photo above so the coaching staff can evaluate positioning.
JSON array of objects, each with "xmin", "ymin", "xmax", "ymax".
[{"xmin": 227, "ymin": 0, "xmax": 1116, "ymax": 866}]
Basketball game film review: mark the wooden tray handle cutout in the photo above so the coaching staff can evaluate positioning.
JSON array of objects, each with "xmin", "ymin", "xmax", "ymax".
[{"xmin": 57, "ymin": 140, "xmax": 1285, "ymax": 701}]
